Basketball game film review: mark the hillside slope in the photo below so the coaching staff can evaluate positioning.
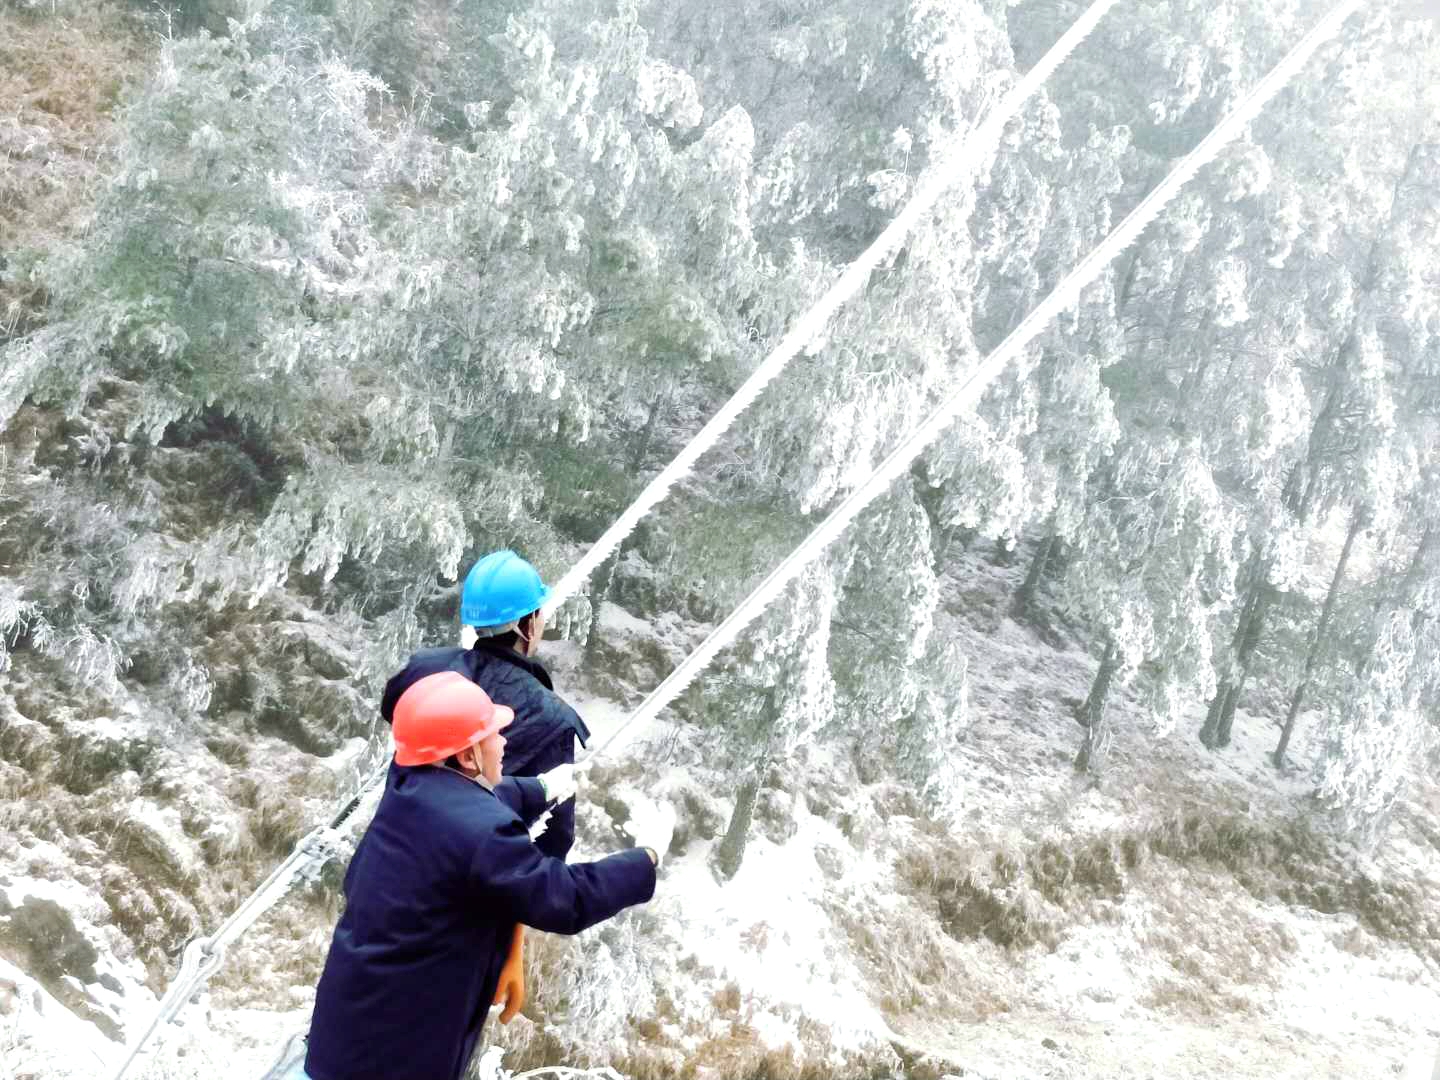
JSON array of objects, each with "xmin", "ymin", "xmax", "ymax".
[
  {"xmin": 8, "ymin": 552, "xmax": 1438, "ymax": 1080},
  {"xmin": 2, "ymin": 6, "xmax": 1439, "ymax": 1080}
]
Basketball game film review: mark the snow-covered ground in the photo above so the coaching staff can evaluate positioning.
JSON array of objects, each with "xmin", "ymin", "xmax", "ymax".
[
  {"xmin": 1, "ymin": 957, "xmax": 115, "ymax": 1079},
  {"xmin": 5, "ymin": 556, "xmax": 1440, "ymax": 1080}
]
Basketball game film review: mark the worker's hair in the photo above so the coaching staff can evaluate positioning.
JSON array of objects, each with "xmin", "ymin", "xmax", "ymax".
[
  {"xmin": 462, "ymin": 609, "xmax": 540, "ymax": 652},
  {"xmin": 463, "ymin": 620, "xmax": 520, "ymax": 643}
]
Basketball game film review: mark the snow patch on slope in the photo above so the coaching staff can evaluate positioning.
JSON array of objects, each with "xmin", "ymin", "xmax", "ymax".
[
  {"xmin": 0, "ymin": 957, "xmax": 115, "ymax": 1079},
  {"xmin": 655, "ymin": 792, "xmax": 892, "ymax": 1054}
]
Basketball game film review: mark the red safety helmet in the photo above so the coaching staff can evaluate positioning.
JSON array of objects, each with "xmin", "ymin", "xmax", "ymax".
[{"xmin": 392, "ymin": 671, "xmax": 515, "ymax": 767}]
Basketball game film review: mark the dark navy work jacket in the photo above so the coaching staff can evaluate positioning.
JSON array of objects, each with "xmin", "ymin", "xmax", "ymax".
[
  {"xmin": 305, "ymin": 762, "xmax": 654, "ymax": 1080},
  {"xmin": 380, "ymin": 642, "xmax": 591, "ymax": 858}
]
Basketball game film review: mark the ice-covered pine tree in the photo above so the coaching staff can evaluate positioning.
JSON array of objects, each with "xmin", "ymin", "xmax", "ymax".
[
  {"xmin": 829, "ymin": 485, "xmax": 969, "ymax": 811},
  {"xmin": 930, "ymin": 116, "xmax": 1130, "ymax": 619},
  {"xmin": 252, "ymin": 0, "xmax": 769, "ymax": 612},
  {"xmin": 703, "ymin": 564, "xmax": 838, "ymax": 880},
  {"xmin": 1058, "ymin": 437, "xmax": 1241, "ymax": 774},
  {"xmin": 1316, "ymin": 578, "xmax": 1440, "ymax": 835},
  {"xmin": 1201, "ymin": 9, "xmax": 1440, "ymax": 752},
  {"xmin": 0, "ymin": 16, "xmax": 399, "ymax": 698}
]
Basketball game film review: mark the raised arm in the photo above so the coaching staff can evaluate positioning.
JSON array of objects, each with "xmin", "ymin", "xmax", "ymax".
[
  {"xmin": 469, "ymin": 818, "xmax": 655, "ymax": 936},
  {"xmin": 492, "ymin": 776, "xmax": 550, "ymax": 827}
]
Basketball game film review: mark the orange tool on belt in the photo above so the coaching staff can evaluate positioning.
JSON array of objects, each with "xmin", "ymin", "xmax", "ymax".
[{"xmin": 492, "ymin": 924, "xmax": 526, "ymax": 1023}]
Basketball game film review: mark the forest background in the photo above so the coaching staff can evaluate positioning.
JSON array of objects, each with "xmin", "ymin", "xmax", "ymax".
[{"xmin": 1, "ymin": 1, "xmax": 1439, "ymax": 1078}]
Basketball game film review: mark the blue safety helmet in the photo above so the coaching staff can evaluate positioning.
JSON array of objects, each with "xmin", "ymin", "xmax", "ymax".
[{"xmin": 460, "ymin": 550, "xmax": 550, "ymax": 630}]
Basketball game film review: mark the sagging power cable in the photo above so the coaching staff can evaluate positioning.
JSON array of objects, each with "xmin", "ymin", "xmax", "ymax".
[
  {"xmin": 543, "ymin": 0, "xmax": 1121, "ymax": 613},
  {"xmin": 110, "ymin": 1, "xmax": 1362, "ymax": 1074},
  {"xmin": 112, "ymin": 11, "xmax": 1123, "ymax": 1073},
  {"xmin": 580, "ymin": 0, "xmax": 1365, "ymax": 765}
]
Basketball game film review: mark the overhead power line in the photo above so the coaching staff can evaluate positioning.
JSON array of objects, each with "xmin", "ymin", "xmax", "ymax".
[
  {"xmin": 582, "ymin": 0, "xmax": 1365, "ymax": 764},
  {"xmin": 543, "ymin": 0, "xmax": 1121, "ymax": 612},
  {"xmin": 111, "ymin": 1, "xmax": 1362, "ymax": 1074}
]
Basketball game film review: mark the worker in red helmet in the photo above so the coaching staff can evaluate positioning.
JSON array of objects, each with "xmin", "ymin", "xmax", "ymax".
[
  {"xmin": 377, "ymin": 550, "xmax": 589, "ymax": 1026},
  {"xmin": 300, "ymin": 672, "xmax": 673, "ymax": 1080},
  {"xmin": 381, "ymin": 550, "xmax": 588, "ymax": 861}
]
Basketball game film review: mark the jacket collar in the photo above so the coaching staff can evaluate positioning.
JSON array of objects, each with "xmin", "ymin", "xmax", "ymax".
[
  {"xmin": 436, "ymin": 763, "xmax": 495, "ymax": 792},
  {"xmin": 469, "ymin": 636, "xmax": 555, "ymax": 691},
  {"xmin": 393, "ymin": 760, "xmax": 496, "ymax": 795}
]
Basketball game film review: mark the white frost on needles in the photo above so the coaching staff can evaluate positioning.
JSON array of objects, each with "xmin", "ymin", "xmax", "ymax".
[
  {"xmin": 542, "ymin": 0, "xmax": 1122, "ymax": 613},
  {"xmin": 583, "ymin": 0, "xmax": 1367, "ymax": 765}
]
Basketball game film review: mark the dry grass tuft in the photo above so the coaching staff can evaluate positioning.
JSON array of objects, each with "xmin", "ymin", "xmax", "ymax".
[
  {"xmin": 898, "ymin": 846, "xmax": 1059, "ymax": 951},
  {"xmin": 0, "ymin": 4, "xmax": 143, "ymax": 239},
  {"xmin": 1140, "ymin": 811, "xmax": 1440, "ymax": 961},
  {"xmin": 896, "ymin": 805, "xmax": 1439, "ymax": 988}
]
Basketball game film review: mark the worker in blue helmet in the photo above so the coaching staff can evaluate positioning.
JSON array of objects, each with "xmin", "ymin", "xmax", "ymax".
[
  {"xmin": 379, "ymin": 550, "xmax": 593, "ymax": 1026},
  {"xmin": 381, "ymin": 551, "xmax": 590, "ymax": 861},
  {"xmin": 455, "ymin": 551, "xmax": 590, "ymax": 867}
]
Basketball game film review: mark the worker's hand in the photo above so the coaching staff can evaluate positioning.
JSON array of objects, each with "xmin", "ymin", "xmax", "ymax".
[
  {"xmin": 621, "ymin": 794, "xmax": 675, "ymax": 866},
  {"xmin": 537, "ymin": 763, "xmax": 577, "ymax": 805},
  {"xmin": 492, "ymin": 925, "xmax": 526, "ymax": 1024}
]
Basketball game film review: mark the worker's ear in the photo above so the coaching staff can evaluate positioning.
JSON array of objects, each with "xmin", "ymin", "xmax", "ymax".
[{"xmin": 517, "ymin": 611, "xmax": 540, "ymax": 654}]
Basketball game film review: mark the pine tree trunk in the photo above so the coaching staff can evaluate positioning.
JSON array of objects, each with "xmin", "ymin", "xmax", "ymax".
[
  {"xmin": 1116, "ymin": 247, "xmax": 1144, "ymax": 312},
  {"xmin": 1265, "ymin": 143, "xmax": 1427, "ymax": 766},
  {"xmin": 1273, "ymin": 511, "xmax": 1364, "ymax": 770},
  {"xmin": 1203, "ymin": 148, "xmax": 1424, "ymax": 752},
  {"xmin": 1074, "ymin": 639, "xmax": 1119, "ymax": 774},
  {"xmin": 1295, "ymin": 371, "xmax": 1346, "ymax": 515},
  {"xmin": 583, "ymin": 549, "xmax": 623, "ymax": 667},
  {"xmin": 1209, "ymin": 438, "xmax": 1325, "ymax": 752},
  {"xmin": 1013, "ymin": 532, "xmax": 1058, "ymax": 623},
  {"xmin": 1202, "ymin": 550, "xmax": 1265, "ymax": 748},
  {"xmin": 1200, "ymin": 684, "xmax": 1236, "ymax": 749},
  {"xmin": 715, "ymin": 695, "xmax": 778, "ymax": 880},
  {"xmin": 1211, "ymin": 682, "xmax": 1241, "ymax": 747},
  {"xmin": 628, "ymin": 392, "xmax": 667, "ymax": 473},
  {"xmin": 1217, "ymin": 585, "xmax": 1274, "ymax": 746},
  {"xmin": 1203, "ymin": 441, "xmax": 1330, "ymax": 750},
  {"xmin": 715, "ymin": 768, "xmax": 764, "ymax": 881}
]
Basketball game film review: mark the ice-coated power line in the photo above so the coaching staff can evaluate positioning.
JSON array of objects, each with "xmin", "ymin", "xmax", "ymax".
[
  {"xmin": 109, "ymin": 8, "xmax": 1121, "ymax": 1068},
  {"xmin": 110, "ymin": 1, "xmax": 1362, "ymax": 1072},
  {"xmin": 110, "ymin": 775, "xmax": 385, "ymax": 1080},
  {"xmin": 543, "ymin": 0, "xmax": 1121, "ymax": 613},
  {"xmin": 583, "ymin": 0, "xmax": 1365, "ymax": 765}
]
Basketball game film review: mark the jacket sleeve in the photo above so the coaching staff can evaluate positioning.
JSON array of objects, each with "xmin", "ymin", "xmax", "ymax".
[
  {"xmin": 380, "ymin": 648, "xmax": 468, "ymax": 724},
  {"xmin": 468, "ymin": 820, "xmax": 656, "ymax": 936},
  {"xmin": 379, "ymin": 670, "xmax": 406, "ymax": 725},
  {"xmin": 523, "ymin": 735, "xmax": 577, "ymax": 861},
  {"xmin": 492, "ymin": 777, "xmax": 549, "ymax": 826}
]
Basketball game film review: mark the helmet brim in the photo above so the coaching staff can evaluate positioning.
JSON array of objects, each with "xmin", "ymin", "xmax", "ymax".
[{"xmin": 391, "ymin": 672, "xmax": 517, "ymax": 766}]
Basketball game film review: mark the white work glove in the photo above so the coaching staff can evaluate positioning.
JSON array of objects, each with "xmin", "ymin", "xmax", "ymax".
[
  {"xmin": 537, "ymin": 763, "xmax": 577, "ymax": 805},
  {"xmin": 620, "ymin": 794, "xmax": 676, "ymax": 867}
]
